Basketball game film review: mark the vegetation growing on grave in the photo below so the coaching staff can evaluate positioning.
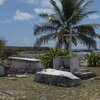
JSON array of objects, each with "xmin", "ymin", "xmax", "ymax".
[
  {"xmin": 36, "ymin": 49, "xmax": 77, "ymax": 68},
  {"xmin": 85, "ymin": 52, "xmax": 100, "ymax": 67}
]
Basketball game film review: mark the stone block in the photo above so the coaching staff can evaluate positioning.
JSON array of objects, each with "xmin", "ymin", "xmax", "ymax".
[{"xmin": 53, "ymin": 56, "xmax": 80, "ymax": 73}]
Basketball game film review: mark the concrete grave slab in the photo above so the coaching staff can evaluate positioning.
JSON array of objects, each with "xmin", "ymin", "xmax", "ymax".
[{"xmin": 34, "ymin": 69, "xmax": 81, "ymax": 87}]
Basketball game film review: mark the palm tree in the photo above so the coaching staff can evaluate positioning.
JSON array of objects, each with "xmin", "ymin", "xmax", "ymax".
[{"xmin": 33, "ymin": 0, "xmax": 100, "ymax": 51}]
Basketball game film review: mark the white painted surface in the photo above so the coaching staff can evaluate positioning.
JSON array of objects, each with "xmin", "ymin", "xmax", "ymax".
[
  {"xmin": 9, "ymin": 57, "xmax": 41, "ymax": 62},
  {"xmin": 53, "ymin": 56, "xmax": 80, "ymax": 73},
  {"xmin": 37, "ymin": 69, "xmax": 80, "ymax": 79}
]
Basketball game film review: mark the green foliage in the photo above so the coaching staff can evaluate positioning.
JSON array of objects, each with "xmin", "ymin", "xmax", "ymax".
[
  {"xmin": 13, "ymin": 47, "xmax": 25, "ymax": 52},
  {"xmin": 85, "ymin": 52, "xmax": 100, "ymax": 67},
  {"xmin": 36, "ymin": 49, "xmax": 76, "ymax": 68},
  {"xmin": 0, "ymin": 38, "xmax": 6, "ymax": 50},
  {"xmin": 0, "ymin": 38, "xmax": 6, "ymax": 57}
]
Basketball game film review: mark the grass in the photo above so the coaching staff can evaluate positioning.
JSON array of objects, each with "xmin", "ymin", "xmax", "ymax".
[{"xmin": 0, "ymin": 67, "xmax": 100, "ymax": 100}]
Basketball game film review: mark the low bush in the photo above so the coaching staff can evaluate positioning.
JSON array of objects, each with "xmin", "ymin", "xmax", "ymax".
[{"xmin": 85, "ymin": 52, "xmax": 100, "ymax": 67}]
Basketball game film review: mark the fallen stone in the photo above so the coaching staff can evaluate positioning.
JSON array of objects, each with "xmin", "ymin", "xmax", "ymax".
[
  {"xmin": 34, "ymin": 69, "xmax": 81, "ymax": 87},
  {"xmin": 74, "ymin": 72, "xmax": 96, "ymax": 80},
  {"xmin": 3, "ymin": 90, "xmax": 14, "ymax": 96},
  {"xmin": 15, "ymin": 74, "xmax": 27, "ymax": 78}
]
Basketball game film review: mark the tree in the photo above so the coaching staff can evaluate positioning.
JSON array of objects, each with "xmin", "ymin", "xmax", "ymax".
[
  {"xmin": 0, "ymin": 38, "xmax": 6, "ymax": 57},
  {"xmin": 33, "ymin": 0, "xmax": 100, "ymax": 50},
  {"xmin": 0, "ymin": 38, "xmax": 6, "ymax": 50}
]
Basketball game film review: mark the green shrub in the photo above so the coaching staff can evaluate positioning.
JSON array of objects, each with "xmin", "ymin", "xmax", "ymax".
[
  {"xmin": 0, "ymin": 38, "xmax": 6, "ymax": 57},
  {"xmin": 85, "ymin": 52, "xmax": 100, "ymax": 67},
  {"xmin": 36, "ymin": 49, "xmax": 77, "ymax": 68}
]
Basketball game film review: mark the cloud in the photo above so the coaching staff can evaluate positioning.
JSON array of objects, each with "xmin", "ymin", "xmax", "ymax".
[
  {"xmin": 0, "ymin": 0, "xmax": 4, "ymax": 5},
  {"xmin": 34, "ymin": 8, "xmax": 53, "ymax": 14},
  {"xmin": 88, "ymin": 14, "xmax": 100, "ymax": 19},
  {"xmin": 21, "ymin": 0, "xmax": 38, "ymax": 4},
  {"xmin": 13, "ymin": 10, "xmax": 33, "ymax": 21}
]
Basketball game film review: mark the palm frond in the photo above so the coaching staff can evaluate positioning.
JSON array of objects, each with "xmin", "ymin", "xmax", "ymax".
[
  {"xmin": 33, "ymin": 23, "xmax": 57, "ymax": 36},
  {"xmin": 39, "ymin": 12, "xmax": 54, "ymax": 20},
  {"xmin": 70, "ymin": 11, "xmax": 96, "ymax": 24},
  {"xmin": 77, "ymin": 33, "xmax": 97, "ymax": 49},
  {"xmin": 74, "ymin": 24, "xmax": 100, "ymax": 38},
  {"xmin": 39, "ymin": 12, "xmax": 64, "ymax": 28},
  {"xmin": 72, "ymin": 36, "xmax": 77, "ymax": 46},
  {"xmin": 34, "ymin": 33, "xmax": 56, "ymax": 47},
  {"xmin": 50, "ymin": 0, "xmax": 65, "ymax": 23},
  {"xmin": 74, "ymin": 0, "xmax": 85, "ymax": 8},
  {"xmin": 55, "ymin": 37, "xmax": 69, "ymax": 49},
  {"xmin": 81, "ymin": 0, "xmax": 93, "ymax": 10},
  {"xmin": 68, "ymin": 0, "xmax": 96, "ymax": 24},
  {"xmin": 60, "ymin": 0, "xmax": 75, "ymax": 20},
  {"xmin": 77, "ymin": 0, "xmax": 94, "ymax": 16}
]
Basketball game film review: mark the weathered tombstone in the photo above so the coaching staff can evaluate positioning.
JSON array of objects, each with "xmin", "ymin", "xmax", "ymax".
[
  {"xmin": 9, "ymin": 57, "xmax": 44, "ymax": 74},
  {"xmin": 0, "ymin": 65, "xmax": 5, "ymax": 76},
  {"xmin": 53, "ymin": 56, "xmax": 80, "ymax": 73},
  {"xmin": 34, "ymin": 69, "xmax": 81, "ymax": 87}
]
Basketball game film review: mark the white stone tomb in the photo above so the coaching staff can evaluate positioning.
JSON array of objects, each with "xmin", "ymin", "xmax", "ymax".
[
  {"xmin": 9, "ymin": 57, "xmax": 44, "ymax": 73},
  {"xmin": 53, "ymin": 56, "xmax": 80, "ymax": 73}
]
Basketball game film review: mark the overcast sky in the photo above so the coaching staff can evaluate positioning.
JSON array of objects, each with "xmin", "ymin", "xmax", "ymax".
[{"xmin": 0, "ymin": 0, "xmax": 100, "ymax": 49}]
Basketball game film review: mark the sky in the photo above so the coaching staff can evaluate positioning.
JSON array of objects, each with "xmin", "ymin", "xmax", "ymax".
[{"xmin": 0, "ymin": 0, "xmax": 100, "ymax": 49}]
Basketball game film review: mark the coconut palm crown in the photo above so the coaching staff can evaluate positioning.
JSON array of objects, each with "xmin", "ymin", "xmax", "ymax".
[{"xmin": 33, "ymin": 0, "xmax": 100, "ymax": 50}]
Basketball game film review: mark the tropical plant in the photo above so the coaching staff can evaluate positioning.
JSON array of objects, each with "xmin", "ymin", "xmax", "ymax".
[
  {"xmin": 0, "ymin": 38, "xmax": 6, "ymax": 50},
  {"xmin": 0, "ymin": 38, "xmax": 6, "ymax": 57},
  {"xmin": 85, "ymin": 52, "xmax": 100, "ymax": 67},
  {"xmin": 36, "ymin": 49, "xmax": 77, "ymax": 68},
  {"xmin": 33, "ymin": 0, "xmax": 100, "ymax": 50}
]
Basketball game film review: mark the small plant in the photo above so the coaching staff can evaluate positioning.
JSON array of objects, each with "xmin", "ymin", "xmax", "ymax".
[
  {"xmin": 85, "ymin": 52, "xmax": 100, "ymax": 67},
  {"xmin": 36, "ymin": 49, "xmax": 77, "ymax": 68},
  {"xmin": 0, "ymin": 38, "xmax": 6, "ymax": 57}
]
